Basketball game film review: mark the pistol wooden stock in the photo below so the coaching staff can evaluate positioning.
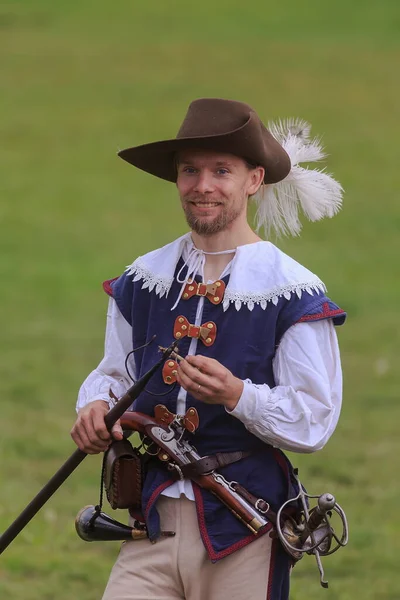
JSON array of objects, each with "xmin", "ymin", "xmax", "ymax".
[
  {"xmin": 120, "ymin": 412, "xmax": 154, "ymax": 434},
  {"xmin": 194, "ymin": 473, "xmax": 262, "ymax": 532}
]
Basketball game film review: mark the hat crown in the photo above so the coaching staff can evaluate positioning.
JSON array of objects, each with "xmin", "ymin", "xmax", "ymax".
[{"xmin": 177, "ymin": 98, "xmax": 254, "ymax": 139}]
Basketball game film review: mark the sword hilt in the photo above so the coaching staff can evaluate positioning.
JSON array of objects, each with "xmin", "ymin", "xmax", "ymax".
[
  {"xmin": 275, "ymin": 472, "xmax": 348, "ymax": 589},
  {"xmin": 300, "ymin": 493, "xmax": 336, "ymax": 545}
]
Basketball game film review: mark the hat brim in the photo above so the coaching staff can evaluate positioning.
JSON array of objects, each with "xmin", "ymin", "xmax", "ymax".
[{"xmin": 118, "ymin": 114, "xmax": 291, "ymax": 184}]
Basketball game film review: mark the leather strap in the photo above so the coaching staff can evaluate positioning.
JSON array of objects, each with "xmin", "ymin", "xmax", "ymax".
[
  {"xmin": 178, "ymin": 451, "xmax": 251, "ymax": 479},
  {"xmin": 232, "ymin": 482, "xmax": 271, "ymax": 515},
  {"xmin": 169, "ymin": 450, "xmax": 284, "ymax": 526}
]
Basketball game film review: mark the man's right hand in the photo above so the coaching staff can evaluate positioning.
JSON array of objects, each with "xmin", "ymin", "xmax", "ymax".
[{"xmin": 70, "ymin": 400, "xmax": 123, "ymax": 454}]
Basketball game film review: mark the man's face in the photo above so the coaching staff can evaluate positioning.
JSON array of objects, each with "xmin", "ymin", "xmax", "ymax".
[{"xmin": 176, "ymin": 150, "xmax": 263, "ymax": 236}]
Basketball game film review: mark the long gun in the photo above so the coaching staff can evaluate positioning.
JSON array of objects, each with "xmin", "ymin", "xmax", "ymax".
[{"xmin": 0, "ymin": 343, "xmax": 177, "ymax": 555}]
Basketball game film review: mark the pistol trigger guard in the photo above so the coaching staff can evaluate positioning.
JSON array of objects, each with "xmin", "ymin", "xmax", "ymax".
[{"xmin": 167, "ymin": 463, "xmax": 184, "ymax": 481}]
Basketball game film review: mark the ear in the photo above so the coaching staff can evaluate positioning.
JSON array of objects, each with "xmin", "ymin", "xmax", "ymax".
[{"xmin": 247, "ymin": 166, "xmax": 265, "ymax": 196}]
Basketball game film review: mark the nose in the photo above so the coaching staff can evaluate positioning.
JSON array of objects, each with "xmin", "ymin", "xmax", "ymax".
[{"xmin": 193, "ymin": 170, "xmax": 215, "ymax": 194}]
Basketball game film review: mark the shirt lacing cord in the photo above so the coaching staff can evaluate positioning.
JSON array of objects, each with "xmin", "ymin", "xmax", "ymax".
[{"xmin": 170, "ymin": 244, "xmax": 236, "ymax": 311}]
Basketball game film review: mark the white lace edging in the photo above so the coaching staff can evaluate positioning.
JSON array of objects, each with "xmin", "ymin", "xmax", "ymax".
[
  {"xmin": 125, "ymin": 261, "xmax": 326, "ymax": 311},
  {"xmin": 125, "ymin": 259, "xmax": 173, "ymax": 298},
  {"xmin": 222, "ymin": 280, "xmax": 326, "ymax": 312}
]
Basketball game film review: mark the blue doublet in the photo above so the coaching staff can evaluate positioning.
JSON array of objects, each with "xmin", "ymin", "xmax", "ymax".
[{"xmin": 104, "ymin": 236, "xmax": 345, "ymax": 566}]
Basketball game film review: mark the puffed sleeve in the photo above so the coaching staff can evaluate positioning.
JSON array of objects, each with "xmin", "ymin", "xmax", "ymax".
[
  {"xmin": 76, "ymin": 298, "xmax": 135, "ymax": 411},
  {"xmin": 228, "ymin": 319, "xmax": 342, "ymax": 453}
]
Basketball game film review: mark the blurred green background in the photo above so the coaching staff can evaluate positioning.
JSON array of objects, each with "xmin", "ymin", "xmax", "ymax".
[{"xmin": 1, "ymin": 1, "xmax": 399, "ymax": 598}]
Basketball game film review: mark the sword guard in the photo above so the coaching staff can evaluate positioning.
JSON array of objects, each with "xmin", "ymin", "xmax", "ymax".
[{"xmin": 276, "ymin": 476, "xmax": 349, "ymax": 588}]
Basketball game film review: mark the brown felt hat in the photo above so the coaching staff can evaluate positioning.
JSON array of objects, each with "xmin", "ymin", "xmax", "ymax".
[{"xmin": 118, "ymin": 98, "xmax": 291, "ymax": 184}]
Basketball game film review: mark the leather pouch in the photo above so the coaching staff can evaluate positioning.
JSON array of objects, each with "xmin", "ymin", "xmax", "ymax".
[{"xmin": 103, "ymin": 439, "xmax": 143, "ymax": 510}]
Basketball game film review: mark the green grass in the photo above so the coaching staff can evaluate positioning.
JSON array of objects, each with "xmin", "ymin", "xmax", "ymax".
[{"xmin": 1, "ymin": 0, "xmax": 400, "ymax": 598}]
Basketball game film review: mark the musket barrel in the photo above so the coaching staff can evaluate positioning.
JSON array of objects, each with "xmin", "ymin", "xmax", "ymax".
[
  {"xmin": 0, "ymin": 448, "xmax": 87, "ymax": 554},
  {"xmin": 0, "ymin": 343, "xmax": 176, "ymax": 555},
  {"xmin": 104, "ymin": 357, "xmax": 168, "ymax": 429}
]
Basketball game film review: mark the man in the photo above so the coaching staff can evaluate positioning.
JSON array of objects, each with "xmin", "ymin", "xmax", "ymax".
[{"xmin": 71, "ymin": 98, "xmax": 345, "ymax": 600}]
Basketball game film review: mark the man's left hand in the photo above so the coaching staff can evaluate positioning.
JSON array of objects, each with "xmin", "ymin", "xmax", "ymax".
[{"xmin": 176, "ymin": 355, "xmax": 243, "ymax": 411}]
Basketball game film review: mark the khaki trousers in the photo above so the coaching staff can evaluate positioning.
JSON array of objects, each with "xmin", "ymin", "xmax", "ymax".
[{"xmin": 102, "ymin": 496, "xmax": 288, "ymax": 600}]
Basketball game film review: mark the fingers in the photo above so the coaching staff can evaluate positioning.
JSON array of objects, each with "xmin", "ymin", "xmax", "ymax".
[
  {"xmin": 178, "ymin": 358, "xmax": 210, "ymax": 387},
  {"xmin": 71, "ymin": 400, "xmax": 112, "ymax": 454},
  {"xmin": 91, "ymin": 405, "xmax": 112, "ymax": 441},
  {"xmin": 176, "ymin": 354, "xmax": 243, "ymax": 410},
  {"xmin": 185, "ymin": 354, "xmax": 219, "ymax": 374},
  {"xmin": 177, "ymin": 356, "xmax": 225, "ymax": 402},
  {"xmin": 111, "ymin": 420, "xmax": 124, "ymax": 441},
  {"xmin": 176, "ymin": 365, "xmax": 208, "ymax": 398},
  {"xmin": 72, "ymin": 425, "xmax": 106, "ymax": 454}
]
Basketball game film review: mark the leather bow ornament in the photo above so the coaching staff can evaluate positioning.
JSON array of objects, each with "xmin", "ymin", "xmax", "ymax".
[
  {"xmin": 173, "ymin": 316, "xmax": 217, "ymax": 346},
  {"xmin": 154, "ymin": 404, "xmax": 199, "ymax": 432},
  {"xmin": 162, "ymin": 359, "xmax": 178, "ymax": 384},
  {"xmin": 182, "ymin": 280, "xmax": 225, "ymax": 305}
]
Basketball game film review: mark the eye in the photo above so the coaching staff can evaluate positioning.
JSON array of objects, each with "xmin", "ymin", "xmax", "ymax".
[
  {"xmin": 216, "ymin": 168, "xmax": 229, "ymax": 175},
  {"xmin": 182, "ymin": 166, "xmax": 197, "ymax": 174}
]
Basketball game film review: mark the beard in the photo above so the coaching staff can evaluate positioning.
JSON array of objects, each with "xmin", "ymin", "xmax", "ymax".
[{"xmin": 181, "ymin": 193, "xmax": 246, "ymax": 236}]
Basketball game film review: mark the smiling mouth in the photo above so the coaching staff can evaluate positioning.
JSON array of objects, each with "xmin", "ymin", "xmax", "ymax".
[{"xmin": 189, "ymin": 201, "xmax": 222, "ymax": 208}]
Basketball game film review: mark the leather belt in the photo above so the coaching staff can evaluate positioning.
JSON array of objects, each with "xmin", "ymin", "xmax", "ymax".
[{"xmin": 176, "ymin": 451, "xmax": 251, "ymax": 479}]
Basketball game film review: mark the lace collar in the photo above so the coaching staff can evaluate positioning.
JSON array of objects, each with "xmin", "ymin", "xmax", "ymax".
[{"xmin": 125, "ymin": 233, "xmax": 326, "ymax": 312}]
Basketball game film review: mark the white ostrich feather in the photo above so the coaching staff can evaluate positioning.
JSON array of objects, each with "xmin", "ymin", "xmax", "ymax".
[
  {"xmin": 253, "ymin": 118, "xmax": 343, "ymax": 237},
  {"xmin": 268, "ymin": 118, "xmax": 311, "ymax": 147}
]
